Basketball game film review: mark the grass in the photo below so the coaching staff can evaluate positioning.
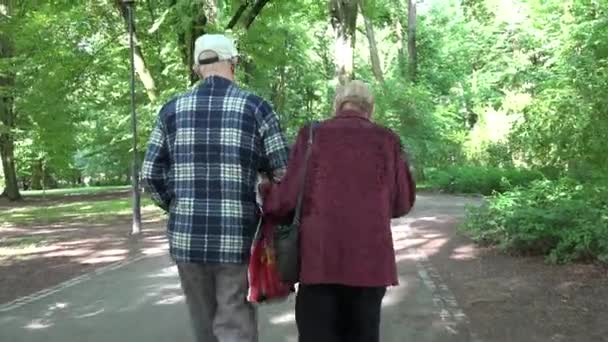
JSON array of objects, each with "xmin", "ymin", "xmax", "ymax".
[
  {"xmin": 416, "ymin": 183, "xmax": 432, "ymax": 191},
  {"xmin": 0, "ymin": 197, "xmax": 159, "ymax": 225},
  {"xmin": 22, "ymin": 185, "xmax": 131, "ymax": 197}
]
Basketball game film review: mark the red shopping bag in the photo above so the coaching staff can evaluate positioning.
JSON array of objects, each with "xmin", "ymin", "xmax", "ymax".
[{"xmin": 247, "ymin": 218, "xmax": 293, "ymax": 303}]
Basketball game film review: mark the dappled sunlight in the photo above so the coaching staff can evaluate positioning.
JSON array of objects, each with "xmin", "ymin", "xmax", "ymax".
[
  {"xmin": 79, "ymin": 255, "xmax": 126, "ymax": 264},
  {"xmin": 382, "ymin": 277, "xmax": 411, "ymax": 308},
  {"xmin": 395, "ymin": 251, "xmax": 421, "ymax": 262},
  {"xmin": 450, "ymin": 244, "xmax": 478, "ymax": 260},
  {"xmin": 118, "ymin": 281, "xmax": 184, "ymax": 312},
  {"xmin": 269, "ymin": 311, "xmax": 295, "ymax": 325},
  {"xmin": 389, "ymin": 197, "xmax": 481, "ymax": 265},
  {"xmin": 23, "ymin": 302, "xmax": 72, "ymax": 330},
  {"xmin": 147, "ymin": 266, "xmax": 178, "ymax": 278},
  {"xmin": 57, "ymin": 238, "xmax": 113, "ymax": 246},
  {"xmin": 0, "ymin": 195, "xmax": 163, "ymax": 228},
  {"xmin": 154, "ymin": 283, "xmax": 182, "ymax": 291},
  {"xmin": 49, "ymin": 302, "xmax": 69, "ymax": 310},
  {"xmin": 142, "ymin": 216, "xmax": 165, "ymax": 224},
  {"xmin": 392, "ymin": 216, "xmax": 452, "ymax": 230},
  {"xmin": 0, "ymin": 227, "xmax": 28, "ymax": 234},
  {"xmin": 392, "ymin": 216, "xmax": 451, "ymax": 259},
  {"xmin": 141, "ymin": 245, "xmax": 169, "ymax": 255},
  {"xmin": 24, "ymin": 228, "xmax": 80, "ymax": 236},
  {"xmin": 24, "ymin": 319, "xmax": 53, "ymax": 330},
  {"xmin": 74, "ymin": 307, "xmax": 105, "ymax": 319},
  {"xmin": 394, "ymin": 237, "xmax": 427, "ymax": 251},
  {"xmin": 155, "ymin": 294, "xmax": 184, "ymax": 305},
  {"xmin": 420, "ymin": 233, "xmax": 444, "ymax": 239},
  {"xmin": 70, "ymin": 301, "xmax": 106, "ymax": 319},
  {"xmin": 96, "ymin": 249, "xmax": 129, "ymax": 257},
  {"xmin": 0, "ymin": 245, "xmax": 60, "ymax": 257},
  {"xmin": 417, "ymin": 237, "xmax": 450, "ymax": 257},
  {"xmin": 43, "ymin": 248, "xmax": 93, "ymax": 258}
]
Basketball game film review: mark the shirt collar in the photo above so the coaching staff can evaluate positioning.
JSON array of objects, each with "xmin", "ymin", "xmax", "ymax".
[
  {"xmin": 335, "ymin": 109, "xmax": 370, "ymax": 121},
  {"xmin": 201, "ymin": 75, "xmax": 234, "ymax": 87}
]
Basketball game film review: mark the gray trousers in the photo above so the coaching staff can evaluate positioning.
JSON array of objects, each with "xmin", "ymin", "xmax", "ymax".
[{"xmin": 177, "ymin": 263, "xmax": 258, "ymax": 342}]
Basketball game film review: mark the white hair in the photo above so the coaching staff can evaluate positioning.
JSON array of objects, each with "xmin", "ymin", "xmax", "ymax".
[
  {"xmin": 193, "ymin": 50, "xmax": 235, "ymax": 79},
  {"xmin": 334, "ymin": 80, "xmax": 375, "ymax": 115}
]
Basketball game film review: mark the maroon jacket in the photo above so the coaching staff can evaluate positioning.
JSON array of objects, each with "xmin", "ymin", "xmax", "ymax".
[{"xmin": 261, "ymin": 109, "xmax": 415, "ymax": 287}]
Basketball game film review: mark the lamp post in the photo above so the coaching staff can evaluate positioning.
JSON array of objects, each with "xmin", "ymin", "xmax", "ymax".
[{"xmin": 124, "ymin": 0, "xmax": 142, "ymax": 235}]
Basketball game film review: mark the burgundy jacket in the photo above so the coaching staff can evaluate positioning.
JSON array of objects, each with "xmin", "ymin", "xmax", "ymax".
[{"xmin": 261, "ymin": 110, "xmax": 415, "ymax": 287}]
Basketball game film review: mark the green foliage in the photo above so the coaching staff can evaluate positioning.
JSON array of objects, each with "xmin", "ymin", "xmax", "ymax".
[
  {"xmin": 462, "ymin": 179, "xmax": 608, "ymax": 263},
  {"xmin": 426, "ymin": 165, "xmax": 544, "ymax": 195}
]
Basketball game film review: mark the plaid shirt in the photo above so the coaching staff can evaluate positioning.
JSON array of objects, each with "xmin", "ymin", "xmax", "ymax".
[{"xmin": 142, "ymin": 76, "xmax": 289, "ymax": 264}]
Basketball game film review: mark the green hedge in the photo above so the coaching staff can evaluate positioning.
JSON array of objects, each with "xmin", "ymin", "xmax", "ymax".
[
  {"xmin": 461, "ymin": 179, "xmax": 608, "ymax": 263},
  {"xmin": 425, "ymin": 166, "xmax": 545, "ymax": 195}
]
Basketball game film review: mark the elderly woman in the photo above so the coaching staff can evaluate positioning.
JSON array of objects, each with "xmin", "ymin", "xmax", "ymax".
[{"xmin": 262, "ymin": 80, "xmax": 415, "ymax": 342}]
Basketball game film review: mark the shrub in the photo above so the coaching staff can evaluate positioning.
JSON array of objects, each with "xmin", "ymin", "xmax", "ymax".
[
  {"xmin": 425, "ymin": 165, "xmax": 544, "ymax": 195},
  {"xmin": 461, "ymin": 178, "xmax": 608, "ymax": 263}
]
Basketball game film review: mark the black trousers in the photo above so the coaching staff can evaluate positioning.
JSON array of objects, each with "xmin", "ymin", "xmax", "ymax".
[{"xmin": 296, "ymin": 284, "xmax": 386, "ymax": 342}]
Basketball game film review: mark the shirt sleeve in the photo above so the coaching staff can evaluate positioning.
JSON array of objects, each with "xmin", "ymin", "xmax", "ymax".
[
  {"xmin": 261, "ymin": 125, "xmax": 308, "ymax": 223},
  {"xmin": 392, "ymin": 140, "xmax": 416, "ymax": 218},
  {"xmin": 141, "ymin": 117, "xmax": 172, "ymax": 211},
  {"xmin": 255, "ymin": 100, "xmax": 290, "ymax": 181}
]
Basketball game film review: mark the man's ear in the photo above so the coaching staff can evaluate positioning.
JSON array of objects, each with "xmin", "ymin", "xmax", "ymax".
[{"xmin": 192, "ymin": 65, "xmax": 201, "ymax": 78}]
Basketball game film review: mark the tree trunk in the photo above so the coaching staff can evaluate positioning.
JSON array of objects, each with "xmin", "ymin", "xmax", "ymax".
[
  {"xmin": 361, "ymin": 2, "xmax": 383, "ymax": 82},
  {"xmin": 114, "ymin": 0, "xmax": 159, "ymax": 102},
  {"xmin": 243, "ymin": 0, "xmax": 270, "ymax": 29},
  {"xmin": 0, "ymin": 1, "xmax": 21, "ymax": 201},
  {"xmin": 204, "ymin": 0, "xmax": 218, "ymax": 25},
  {"xmin": 170, "ymin": 0, "xmax": 270, "ymax": 84},
  {"xmin": 43, "ymin": 165, "xmax": 57, "ymax": 189},
  {"xmin": 31, "ymin": 159, "xmax": 43, "ymax": 190},
  {"xmin": 179, "ymin": 1, "xmax": 216, "ymax": 85},
  {"xmin": 330, "ymin": 0, "xmax": 359, "ymax": 85},
  {"xmin": 393, "ymin": 0, "xmax": 407, "ymax": 78},
  {"xmin": 227, "ymin": 0, "xmax": 250, "ymax": 29},
  {"xmin": 145, "ymin": 0, "xmax": 165, "ymax": 71},
  {"xmin": 407, "ymin": 0, "xmax": 417, "ymax": 82},
  {"xmin": 0, "ymin": 129, "xmax": 20, "ymax": 200}
]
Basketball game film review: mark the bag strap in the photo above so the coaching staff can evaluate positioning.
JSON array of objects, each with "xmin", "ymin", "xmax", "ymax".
[{"xmin": 292, "ymin": 122, "xmax": 316, "ymax": 225}]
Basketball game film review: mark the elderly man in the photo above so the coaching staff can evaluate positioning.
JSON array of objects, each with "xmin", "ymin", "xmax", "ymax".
[{"xmin": 142, "ymin": 34, "xmax": 289, "ymax": 342}]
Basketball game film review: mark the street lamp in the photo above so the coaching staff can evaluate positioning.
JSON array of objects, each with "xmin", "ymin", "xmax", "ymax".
[{"xmin": 124, "ymin": 0, "xmax": 142, "ymax": 235}]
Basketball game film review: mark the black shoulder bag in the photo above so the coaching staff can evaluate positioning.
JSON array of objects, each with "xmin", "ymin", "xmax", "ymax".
[{"xmin": 274, "ymin": 123, "xmax": 316, "ymax": 283}]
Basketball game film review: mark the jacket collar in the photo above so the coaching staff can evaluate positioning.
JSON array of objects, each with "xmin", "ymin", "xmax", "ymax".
[{"xmin": 335, "ymin": 109, "xmax": 370, "ymax": 121}]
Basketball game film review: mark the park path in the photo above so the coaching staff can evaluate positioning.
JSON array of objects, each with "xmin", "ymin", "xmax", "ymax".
[{"xmin": 0, "ymin": 194, "xmax": 482, "ymax": 342}]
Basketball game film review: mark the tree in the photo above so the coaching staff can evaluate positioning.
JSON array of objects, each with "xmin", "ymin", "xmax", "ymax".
[
  {"xmin": 330, "ymin": 0, "xmax": 359, "ymax": 84},
  {"xmin": 360, "ymin": 0, "xmax": 384, "ymax": 82},
  {"xmin": 407, "ymin": 0, "xmax": 417, "ymax": 82},
  {"xmin": 0, "ymin": 0, "xmax": 21, "ymax": 200},
  {"xmin": 392, "ymin": 0, "xmax": 407, "ymax": 78},
  {"xmin": 113, "ymin": 0, "xmax": 158, "ymax": 103}
]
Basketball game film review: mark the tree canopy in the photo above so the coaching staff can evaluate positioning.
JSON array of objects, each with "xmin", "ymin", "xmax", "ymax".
[{"xmin": 0, "ymin": 0, "xmax": 606, "ymax": 199}]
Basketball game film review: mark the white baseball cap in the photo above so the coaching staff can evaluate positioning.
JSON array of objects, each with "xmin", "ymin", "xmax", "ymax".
[{"xmin": 193, "ymin": 34, "xmax": 238, "ymax": 66}]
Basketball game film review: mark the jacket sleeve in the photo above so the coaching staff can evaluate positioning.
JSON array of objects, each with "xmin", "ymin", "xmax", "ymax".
[
  {"xmin": 261, "ymin": 126, "xmax": 309, "ymax": 223},
  {"xmin": 392, "ymin": 141, "xmax": 416, "ymax": 218},
  {"xmin": 141, "ymin": 118, "xmax": 172, "ymax": 212},
  {"xmin": 255, "ymin": 99, "xmax": 290, "ymax": 181}
]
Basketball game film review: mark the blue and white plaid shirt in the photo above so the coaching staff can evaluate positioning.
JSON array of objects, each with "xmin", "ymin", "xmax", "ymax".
[{"xmin": 142, "ymin": 76, "xmax": 289, "ymax": 264}]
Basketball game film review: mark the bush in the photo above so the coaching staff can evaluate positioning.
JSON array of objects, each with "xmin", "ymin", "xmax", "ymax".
[
  {"xmin": 425, "ymin": 165, "xmax": 544, "ymax": 195},
  {"xmin": 461, "ymin": 179, "xmax": 608, "ymax": 263}
]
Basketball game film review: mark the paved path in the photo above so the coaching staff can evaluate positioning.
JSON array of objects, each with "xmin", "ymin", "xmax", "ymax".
[{"xmin": 0, "ymin": 194, "xmax": 480, "ymax": 342}]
